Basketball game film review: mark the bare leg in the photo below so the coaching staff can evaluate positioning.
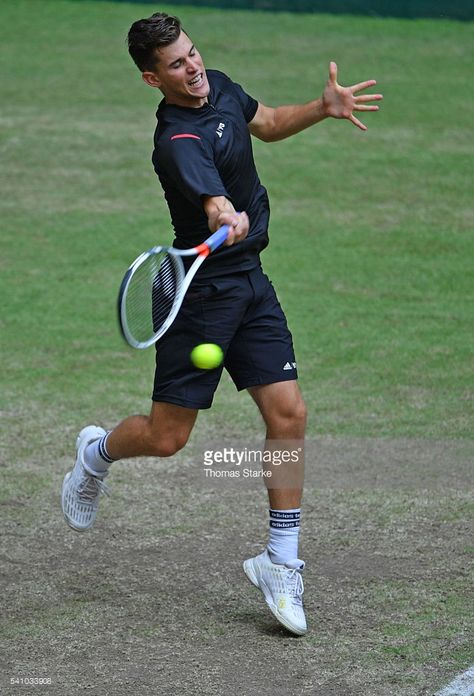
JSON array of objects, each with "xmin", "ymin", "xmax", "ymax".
[
  {"xmin": 62, "ymin": 403, "xmax": 198, "ymax": 533},
  {"xmin": 105, "ymin": 401, "xmax": 199, "ymax": 460},
  {"xmin": 248, "ymin": 380, "xmax": 306, "ymax": 509},
  {"xmin": 243, "ymin": 380, "xmax": 308, "ymax": 636}
]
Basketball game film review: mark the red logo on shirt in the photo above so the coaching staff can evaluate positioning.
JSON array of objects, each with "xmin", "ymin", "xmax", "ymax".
[{"xmin": 170, "ymin": 134, "xmax": 201, "ymax": 141}]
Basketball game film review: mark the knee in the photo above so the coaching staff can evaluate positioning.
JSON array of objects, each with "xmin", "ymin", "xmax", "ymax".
[
  {"xmin": 269, "ymin": 394, "xmax": 307, "ymax": 436},
  {"xmin": 288, "ymin": 396, "xmax": 307, "ymax": 429},
  {"xmin": 297, "ymin": 398, "xmax": 308, "ymax": 426},
  {"xmin": 147, "ymin": 430, "xmax": 190, "ymax": 458}
]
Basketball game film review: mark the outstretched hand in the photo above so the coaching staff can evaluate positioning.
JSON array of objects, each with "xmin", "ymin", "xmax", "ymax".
[{"xmin": 322, "ymin": 61, "xmax": 383, "ymax": 131}]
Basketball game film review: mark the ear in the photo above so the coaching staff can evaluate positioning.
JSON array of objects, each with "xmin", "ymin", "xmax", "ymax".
[{"xmin": 142, "ymin": 71, "xmax": 161, "ymax": 89}]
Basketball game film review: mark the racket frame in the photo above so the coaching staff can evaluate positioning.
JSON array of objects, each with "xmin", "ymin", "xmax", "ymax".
[{"xmin": 118, "ymin": 224, "xmax": 229, "ymax": 349}]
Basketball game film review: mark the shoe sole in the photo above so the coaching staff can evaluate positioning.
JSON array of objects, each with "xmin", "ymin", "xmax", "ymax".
[{"xmin": 243, "ymin": 558, "xmax": 307, "ymax": 636}]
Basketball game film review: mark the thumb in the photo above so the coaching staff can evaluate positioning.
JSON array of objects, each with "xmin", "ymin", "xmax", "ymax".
[{"xmin": 329, "ymin": 61, "xmax": 338, "ymax": 84}]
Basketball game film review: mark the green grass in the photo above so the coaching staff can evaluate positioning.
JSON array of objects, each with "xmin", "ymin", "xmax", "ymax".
[
  {"xmin": 0, "ymin": 4, "xmax": 473, "ymax": 694},
  {"xmin": 1, "ymin": 1, "xmax": 473, "ymax": 439}
]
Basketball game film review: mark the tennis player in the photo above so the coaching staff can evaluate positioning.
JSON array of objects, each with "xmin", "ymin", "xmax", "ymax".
[{"xmin": 61, "ymin": 12, "xmax": 382, "ymax": 636}]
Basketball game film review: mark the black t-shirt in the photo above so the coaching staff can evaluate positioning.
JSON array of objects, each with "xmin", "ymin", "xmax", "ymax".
[{"xmin": 152, "ymin": 70, "xmax": 270, "ymax": 277}]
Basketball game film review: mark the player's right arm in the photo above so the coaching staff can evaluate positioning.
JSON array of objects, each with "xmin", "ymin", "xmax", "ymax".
[{"xmin": 202, "ymin": 195, "xmax": 249, "ymax": 247}]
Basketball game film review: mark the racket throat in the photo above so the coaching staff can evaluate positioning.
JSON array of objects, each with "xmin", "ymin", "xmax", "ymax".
[{"xmin": 194, "ymin": 242, "xmax": 211, "ymax": 256}]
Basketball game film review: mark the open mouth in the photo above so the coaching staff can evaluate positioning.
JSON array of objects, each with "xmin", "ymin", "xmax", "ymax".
[{"xmin": 188, "ymin": 72, "xmax": 204, "ymax": 88}]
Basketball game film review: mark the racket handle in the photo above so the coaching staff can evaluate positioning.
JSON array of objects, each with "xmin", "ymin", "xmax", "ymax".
[{"xmin": 205, "ymin": 224, "xmax": 230, "ymax": 252}]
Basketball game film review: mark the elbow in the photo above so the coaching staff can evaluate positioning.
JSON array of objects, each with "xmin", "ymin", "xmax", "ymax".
[{"xmin": 253, "ymin": 128, "xmax": 280, "ymax": 143}]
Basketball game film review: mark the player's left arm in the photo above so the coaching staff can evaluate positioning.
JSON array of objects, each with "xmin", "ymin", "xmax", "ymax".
[{"xmin": 249, "ymin": 61, "xmax": 383, "ymax": 142}]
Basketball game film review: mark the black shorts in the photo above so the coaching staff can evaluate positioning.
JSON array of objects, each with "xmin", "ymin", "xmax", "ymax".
[{"xmin": 152, "ymin": 265, "xmax": 298, "ymax": 409}]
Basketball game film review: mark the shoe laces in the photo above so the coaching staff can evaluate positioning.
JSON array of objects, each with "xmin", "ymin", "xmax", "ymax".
[
  {"xmin": 77, "ymin": 471, "xmax": 110, "ymax": 503},
  {"xmin": 285, "ymin": 568, "xmax": 304, "ymax": 605}
]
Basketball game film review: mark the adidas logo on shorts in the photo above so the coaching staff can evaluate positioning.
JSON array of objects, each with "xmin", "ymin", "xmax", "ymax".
[{"xmin": 283, "ymin": 362, "xmax": 297, "ymax": 370}]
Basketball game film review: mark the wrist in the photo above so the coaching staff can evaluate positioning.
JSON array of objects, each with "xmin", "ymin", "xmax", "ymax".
[{"xmin": 317, "ymin": 96, "xmax": 330, "ymax": 120}]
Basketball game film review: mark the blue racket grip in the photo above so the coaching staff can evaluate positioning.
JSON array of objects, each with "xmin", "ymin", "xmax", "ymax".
[{"xmin": 205, "ymin": 224, "xmax": 230, "ymax": 252}]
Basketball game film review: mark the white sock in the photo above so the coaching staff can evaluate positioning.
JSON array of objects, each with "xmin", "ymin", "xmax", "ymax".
[
  {"xmin": 267, "ymin": 508, "xmax": 301, "ymax": 565},
  {"xmin": 83, "ymin": 432, "xmax": 115, "ymax": 476}
]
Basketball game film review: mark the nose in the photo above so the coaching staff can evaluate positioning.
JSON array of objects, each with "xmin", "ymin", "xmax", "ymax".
[{"xmin": 186, "ymin": 57, "xmax": 200, "ymax": 72}]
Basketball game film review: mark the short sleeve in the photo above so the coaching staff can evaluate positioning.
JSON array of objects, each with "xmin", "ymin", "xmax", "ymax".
[
  {"xmin": 230, "ymin": 80, "xmax": 259, "ymax": 123},
  {"xmin": 155, "ymin": 134, "xmax": 230, "ymax": 208}
]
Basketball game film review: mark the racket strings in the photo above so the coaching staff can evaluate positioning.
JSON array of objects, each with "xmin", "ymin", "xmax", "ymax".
[
  {"xmin": 124, "ymin": 252, "xmax": 181, "ymax": 343},
  {"xmin": 151, "ymin": 255, "xmax": 179, "ymax": 331}
]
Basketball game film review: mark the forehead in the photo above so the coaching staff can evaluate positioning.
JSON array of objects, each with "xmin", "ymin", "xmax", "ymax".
[{"xmin": 157, "ymin": 31, "xmax": 194, "ymax": 65}]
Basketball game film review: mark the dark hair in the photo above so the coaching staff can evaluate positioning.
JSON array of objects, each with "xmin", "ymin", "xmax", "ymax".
[{"xmin": 128, "ymin": 12, "xmax": 182, "ymax": 72}]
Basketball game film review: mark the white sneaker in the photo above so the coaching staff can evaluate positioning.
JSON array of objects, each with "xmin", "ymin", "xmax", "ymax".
[
  {"xmin": 243, "ymin": 549, "xmax": 307, "ymax": 635},
  {"xmin": 61, "ymin": 426, "xmax": 110, "ymax": 532}
]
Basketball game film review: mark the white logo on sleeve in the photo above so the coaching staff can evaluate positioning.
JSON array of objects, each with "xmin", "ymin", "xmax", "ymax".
[
  {"xmin": 283, "ymin": 362, "xmax": 297, "ymax": 371},
  {"xmin": 216, "ymin": 122, "xmax": 226, "ymax": 138}
]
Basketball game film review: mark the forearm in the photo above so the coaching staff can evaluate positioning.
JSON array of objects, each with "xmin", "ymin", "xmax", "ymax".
[{"xmin": 263, "ymin": 99, "xmax": 328, "ymax": 142}]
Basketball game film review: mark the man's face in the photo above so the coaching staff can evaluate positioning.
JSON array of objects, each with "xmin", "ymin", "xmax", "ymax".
[{"xmin": 147, "ymin": 31, "xmax": 209, "ymax": 107}]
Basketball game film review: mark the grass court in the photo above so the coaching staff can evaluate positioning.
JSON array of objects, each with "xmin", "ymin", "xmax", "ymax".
[{"xmin": 0, "ymin": 2, "xmax": 473, "ymax": 694}]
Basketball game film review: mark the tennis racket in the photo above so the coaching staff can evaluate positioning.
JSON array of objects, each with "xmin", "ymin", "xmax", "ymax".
[{"xmin": 118, "ymin": 224, "xmax": 230, "ymax": 349}]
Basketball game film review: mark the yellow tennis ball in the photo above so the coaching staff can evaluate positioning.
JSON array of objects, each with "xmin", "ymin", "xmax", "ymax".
[{"xmin": 190, "ymin": 343, "xmax": 223, "ymax": 370}]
